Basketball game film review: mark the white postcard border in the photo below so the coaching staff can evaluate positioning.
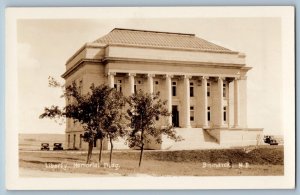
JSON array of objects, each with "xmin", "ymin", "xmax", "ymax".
[{"xmin": 5, "ymin": 7, "xmax": 295, "ymax": 190}]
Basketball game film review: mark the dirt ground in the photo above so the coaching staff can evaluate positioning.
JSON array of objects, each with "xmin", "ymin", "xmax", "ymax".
[{"xmin": 19, "ymin": 146, "xmax": 284, "ymax": 177}]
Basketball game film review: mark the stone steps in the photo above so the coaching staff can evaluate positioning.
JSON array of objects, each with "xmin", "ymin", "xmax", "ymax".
[
  {"xmin": 162, "ymin": 128, "xmax": 221, "ymax": 150},
  {"xmin": 107, "ymin": 128, "xmax": 221, "ymax": 150}
]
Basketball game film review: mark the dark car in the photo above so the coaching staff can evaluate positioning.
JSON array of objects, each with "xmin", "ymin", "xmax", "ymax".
[
  {"xmin": 264, "ymin": 135, "xmax": 271, "ymax": 144},
  {"xmin": 269, "ymin": 139, "xmax": 279, "ymax": 145},
  {"xmin": 53, "ymin": 143, "xmax": 63, "ymax": 150},
  {"xmin": 264, "ymin": 135, "xmax": 279, "ymax": 145},
  {"xmin": 41, "ymin": 143, "xmax": 50, "ymax": 151}
]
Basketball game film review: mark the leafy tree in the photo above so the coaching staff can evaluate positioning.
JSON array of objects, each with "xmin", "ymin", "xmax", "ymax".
[
  {"xmin": 40, "ymin": 77, "xmax": 125, "ymax": 164},
  {"xmin": 126, "ymin": 90, "xmax": 181, "ymax": 167},
  {"xmin": 100, "ymin": 89, "xmax": 126, "ymax": 165}
]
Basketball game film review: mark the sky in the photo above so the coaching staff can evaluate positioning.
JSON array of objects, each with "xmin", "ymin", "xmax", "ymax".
[{"xmin": 17, "ymin": 17, "xmax": 282, "ymax": 135}]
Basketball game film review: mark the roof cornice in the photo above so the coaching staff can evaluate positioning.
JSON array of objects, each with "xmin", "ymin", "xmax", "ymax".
[
  {"xmin": 65, "ymin": 42, "xmax": 106, "ymax": 65},
  {"xmin": 103, "ymin": 56, "xmax": 247, "ymax": 68},
  {"xmin": 62, "ymin": 56, "xmax": 250, "ymax": 79}
]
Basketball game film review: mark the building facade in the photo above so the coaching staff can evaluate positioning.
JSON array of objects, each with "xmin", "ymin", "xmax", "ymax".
[{"xmin": 62, "ymin": 28, "xmax": 263, "ymax": 150}]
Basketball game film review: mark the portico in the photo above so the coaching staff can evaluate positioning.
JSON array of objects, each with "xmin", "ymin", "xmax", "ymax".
[{"xmin": 105, "ymin": 71, "xmax": 241, "ymax": 130}]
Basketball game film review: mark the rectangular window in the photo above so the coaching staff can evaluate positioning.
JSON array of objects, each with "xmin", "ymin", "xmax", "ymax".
[
  {"xmin": 154, "ymin": 80, "xmax": 159, "ymax": 93},
  {"xmin": 190, "ymin": 82, "xmax": 194, "ymax": 97},
  {"xmin": 207, "ymin": 83, "xmax": 210, "ymax": 97},
  {"xmin": 223, "ymin": 107, "xmax": 227, "ymax": 121},
  {"xmin": 116, "ymin": 79, "xmax": 122, "ymax": 92},
  {"xmin": 223, "ymin": 83, "xmax": 226, "ymax": 98},
  {"xmin": 190, "ymin": 106, "xmax": 194, "ymax": 121},
  {"xmin": 73, "ymin": 134, "xmax": 76, "ymax": 149},
  {"xmin": 172, "ymin": 81, "xmax": 177, "ymax": 96},
  {"xmin": 79, "ymin": 80, "xmax": 83, "ymax": 95},
  {"xmin": 68, "ymin": 134, "xmax": 70, "ymax": 148},
  {"xmin": 134, "ymin": 80, "xmax": 142, "ymax": 94},
  {"xmin": 207, "ymin": 106, "xmax": 211, "ymax": 121},
  {"xmin": 79, "ymin": 134, "xmax": 82, "ymax": 149}
]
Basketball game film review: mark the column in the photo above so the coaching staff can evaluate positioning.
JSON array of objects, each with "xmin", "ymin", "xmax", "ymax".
[
  {"xmin": 165, "ymin": 74, "xmax": 173, "ymax": 125},
  {"xmin": 234, "ymin": 78, "xmax": 240, "ymax": 128},
  {"xmin": 107, "ymin": 72, "xmax": 116, "ymax": 88},
  {"xmin": 201, "ymin": 76, "xmax": 208, "ymax": 128},
  {"xmin": 147, "ymin": 74, "xmax": 154, "ymax": 94},
  {"xmin": 128, "ymin": 73, "xmax": 135, "ymax": 94},
  {"xmin": 183, "ymin": 75, "xmax": 191, "ymax": 128},
  {"xmin": 217, "ymin": 77, "xmax": 224, "ymax": 127}
]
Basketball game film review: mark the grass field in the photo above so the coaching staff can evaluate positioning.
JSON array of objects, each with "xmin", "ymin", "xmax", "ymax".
[{"xmin": 19, "ymin": 146, "xmax": 284, "ymax": 177}]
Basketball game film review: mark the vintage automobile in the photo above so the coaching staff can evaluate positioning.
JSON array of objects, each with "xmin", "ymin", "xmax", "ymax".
[
  {"xmin": 41, "ymin": 143, "xmax": 50, "ymax": 151},
  {"xmin": 263, "ymin": 135, "xmax": 279, "ymax": 145},
  {"xmin": 269, "ymin": 139, "xmax": 279, "ymax": 145},
  {"xmin": 53, "ymin": 143, "xmax": 64, "ymax": 150}
]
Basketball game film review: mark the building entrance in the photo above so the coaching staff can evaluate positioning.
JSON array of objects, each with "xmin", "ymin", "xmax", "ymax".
[{"xmin": 172, "ymin": 105, "xmax": 179, "ymax": 127}]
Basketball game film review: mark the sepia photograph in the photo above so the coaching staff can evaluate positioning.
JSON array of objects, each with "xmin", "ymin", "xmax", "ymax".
[{"xmin": 5, "ymin": 7, "xmax": 295, "ymax": 189}]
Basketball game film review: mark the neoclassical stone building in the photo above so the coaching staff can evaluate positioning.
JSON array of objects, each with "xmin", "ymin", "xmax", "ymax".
[{"xmin": 62, "ymin": 28, "xmax": 263, "ymax": 150}]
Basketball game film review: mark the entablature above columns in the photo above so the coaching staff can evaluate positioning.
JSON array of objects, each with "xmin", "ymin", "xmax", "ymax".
[
  {"xmin": 106, "ymin": 70, "xmax": 242, "ymax": 80},
  {"xmin": 147, "ymin": 73, "xmax": 155, "ymax": 78},
  {"xmin": 127, "ymin": 73, "xmax": 136, "ymax": 77},
  {"xmin": 163, "ymin": 74, "xmax": 174, "ymax": 79},
  {"xmin": 106, "ymin": 72, "xmax": 116, "ymax": 76}
]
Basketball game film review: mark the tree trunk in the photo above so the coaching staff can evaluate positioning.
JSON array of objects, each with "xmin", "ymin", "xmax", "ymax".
[
  {"xmin": 139, "ymin": 144, "xmax": 144, "ymax": 167},
  {"xmin": 86, "ymin": 140, "xmax": 93, "ymax": 164},
  {"xmin": 109, "ymin": 137, "xmax": 113, "ymax": 166},
  {"xmin": 98, "ymin": 138, "xmax": 103, "ymax": 163},
  {"xmin": 139, "ymin": 129, "xmax": 145, "ymax": 167}
]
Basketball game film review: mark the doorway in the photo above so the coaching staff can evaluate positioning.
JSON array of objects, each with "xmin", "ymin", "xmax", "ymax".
[{"xmin": 172, "ymin": 105, "xmax": 179, "ymax": 127}]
